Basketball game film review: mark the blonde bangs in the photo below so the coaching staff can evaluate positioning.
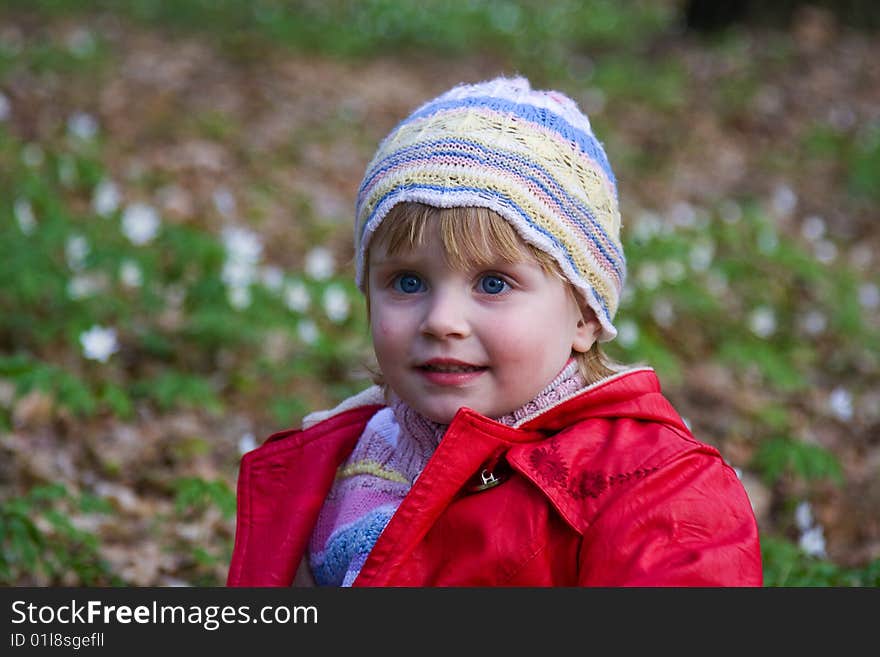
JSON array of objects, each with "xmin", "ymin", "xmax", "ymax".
[{"xmin": 370, "ymin": 202, "xmax": 559, "ymax": 274}]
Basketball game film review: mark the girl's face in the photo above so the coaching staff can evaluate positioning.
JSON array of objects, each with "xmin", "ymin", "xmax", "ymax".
[{"xmin": 367, "ymin": 222, "xmax": 600, "ymax": 424}]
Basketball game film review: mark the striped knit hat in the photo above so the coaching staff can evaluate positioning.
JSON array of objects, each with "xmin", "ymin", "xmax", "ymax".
[{"xmin": 354, "ymin": 76, "xmax": 625, "ymax": 342}]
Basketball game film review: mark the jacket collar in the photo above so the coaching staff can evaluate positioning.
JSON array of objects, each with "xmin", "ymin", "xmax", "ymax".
[{"xmin": 502, "ymin": 368, "xmax": 701, "ymax": 535}]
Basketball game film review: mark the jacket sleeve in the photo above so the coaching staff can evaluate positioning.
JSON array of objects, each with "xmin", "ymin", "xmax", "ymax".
[{"xmin": 577, "ymin": 449, "xmax": 763, "ymax": 586}]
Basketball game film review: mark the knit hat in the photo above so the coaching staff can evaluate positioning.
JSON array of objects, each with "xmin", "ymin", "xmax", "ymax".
[{"xmin": 354, "ymin": 76, "xmax": 625, "ymax": 342}]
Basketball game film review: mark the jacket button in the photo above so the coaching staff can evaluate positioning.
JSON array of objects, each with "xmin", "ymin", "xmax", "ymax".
[{"xmin": 468, "ymin": 468, "xmax": 506, "ymax": 493}]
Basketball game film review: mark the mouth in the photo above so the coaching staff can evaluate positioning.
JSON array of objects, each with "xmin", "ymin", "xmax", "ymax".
[
  {"xmin": 416, "ymin": 359, "xmax": 487, "ymax": 373},
  {"xmin": 414, "ymin": 359, "xmax": 488, "ymax": 385}
]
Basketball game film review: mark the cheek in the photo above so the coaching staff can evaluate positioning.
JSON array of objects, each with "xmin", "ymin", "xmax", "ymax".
[
  {"xmin": 483, "ymin": 315, "xmax": 571, "ymax": 366},
  {"xmin": 370, "ymin": 312, "xmax": 403, "ymax": 356},
  {"xmin": 371, "ymin": 310, "xmax": 400, "ymax": 338},
  {"xmin": 483, "ymin": 326, "xmax": 534, "ymax": 363}
]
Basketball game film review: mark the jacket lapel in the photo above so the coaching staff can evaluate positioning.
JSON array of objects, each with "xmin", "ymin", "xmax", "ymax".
[{"xmin": 227, "ymin": 405, "xmax": 382, "ymax": 586}]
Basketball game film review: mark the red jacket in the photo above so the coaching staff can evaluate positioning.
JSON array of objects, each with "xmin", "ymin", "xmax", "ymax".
[{"xmin": 227, "ymin": 368, "xmax": 762, "ymax": 586}]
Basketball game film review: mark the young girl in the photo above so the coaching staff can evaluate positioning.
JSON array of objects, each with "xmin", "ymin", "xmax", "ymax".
[{"xmin": 227, "ymin": 76, "xmax": 763, "ymax": 587}]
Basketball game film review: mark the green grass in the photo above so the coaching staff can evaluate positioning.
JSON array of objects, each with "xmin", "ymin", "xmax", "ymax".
[{"xmin": 3, "ymin": 0, "xmax": 680, "ymax": 82}]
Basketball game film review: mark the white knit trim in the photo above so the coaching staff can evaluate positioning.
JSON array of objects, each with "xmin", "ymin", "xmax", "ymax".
[{"xmin": 302, "ymin": 385, "xmax": 385, "ymax": 430}]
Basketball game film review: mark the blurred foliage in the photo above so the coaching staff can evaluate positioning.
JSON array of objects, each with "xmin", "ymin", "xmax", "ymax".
[
  {"xmin": 7, "ymin": 0, "xmax": 679, "ymax": 81},
  {"xmin": 0, "ymin": 483, "xmax": 122, "ymax": 585},
  {"xmin": 804, "ymin": 123, "xmax": 880, "ymax": 202},
  {"xmin": 173, "ymin": 477, "xmax": 236, "ymax": 519},
  {"xmin": 751, "ymin": 437, "xmax": 844, "ymax": 486},
  {"xmin": 762, "ymin": 536, "xmax": 880, "ymax": 586}
]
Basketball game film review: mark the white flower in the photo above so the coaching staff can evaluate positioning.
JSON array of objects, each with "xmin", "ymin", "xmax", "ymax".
[
  {"xmin": 304, "ymin": 247, "xmax": 335, "ymax": 281},
  {"xmin": 80, "ymin": 325, "xmax": 119, "ymax": 362},
  {"xmin": 689, "ymin": 239, "xmax": 715, "ymax": 272},
  {"xmin": 65, "ymin": 234, "xmax": 90, "ymax": 271},
  {"xmin": 828, "ymin": 387, "xmax": 853, "ymax": 421},
  {"xmin": 801, "ymin": 215, "xmax": 826, "ymax": 242},
  {"xmin": 67, "ymin": 273, "xmax": 105, "ymax": 299},
  {"xmin": 119, "ymin": 260, "xmax": 143, "ymax": 288},
  {"xmin": 260, "ymin": 266, "xmax": 284, "ymax": 292},
  {"xmin": 297, "ymin": 319, "xmax": 319, "ymax": 345},
  {"xmin": 799, "ymin": 526, "xmax": 827, "ymax": 559},
  {"xmin": 748, "ymin": 306, "xmax": 776, "ymax": 338},
  {"xmin": 220, "ymin": 226, "xmax": 262, "ymax": 304},
  {"xmin": 14, "ymin": 198, "xmax": 36, "ymax": 234},
  {"xmin": 813, "ymin": 239, "xmax": 837, "ymax": 264},
  {"xmin": 222, "ymin": 226, "xmax": 262, "ymax": 265},
  {"xmin": 323, "ymin": 285, "xmax": 351, "ymax": 323},
  {"xmin": 849, "ymin": 244, "xmax": 872, "ymax": 271},
  {"xmin": 222, "ymin": 259, "xmax": 255, "ymax": 288},
  {"xmin": 92, "ymin": 179, "xmax": 121, "ymax": 216},
  {"xmin": 799, "ymin": 310, "xmax": 827, "ymax": 336},
  {"xmin": 616, "ymin": 320, "xmax": 639, "ymax": 348},
  {"xmin": 771, "ymin": 184, "xmax": 797, "ymax": 218},
  {"xmin": 68, "ymin": 277, "xmax": 91, "ymax": 299},
  {"xmin": 67, "ymin": 111, "xmax": 98, "ymax": 140},
  {"xmin": 227, "ymin": 285, "xmax": 251, "ymax": 310},
  {"xmin": 283, "ymin": 280, "xmax": 311, "ymax": 313},
  {"xmin": 238, "ymin": 432, "xmax": 257, "ymax": 455},
  {"xmin": 651, "ymin": 298, "xmax": 675, "ymax": 328},
  {"xmin": 65, "ymin": 27, "xmax": 96, "ymax": 57},
  {"xmin": 858, "ymin": 283, "xmax": 879, "ymax": 310},
  {"xmin": 212, "ymin": 188, "xmax": 236, "ymax": 218},
  {"xmin": 636, "ymin": 262, "xmax": 661, "ymax": 291},
  {"xmin": 121, "ymin": 203, "xmax": 160, "ymax": 245},
  {"xmin": 662, "ymin": 260, "xmax": 686, "ymax": 284},
  {"xmin": 669, "ymin": 201, "xmax": 696, "ymax": 229},
  {"xmin": 0, "ymin": 91, "xmax": 10, "ymax": 121},
  {"xmin": 632, "ymin": 210, "xmax": 663, "ymax": 242},
  {"xmin": 795, "ymin": 501, "xmax": 814, "ymax": 532}
]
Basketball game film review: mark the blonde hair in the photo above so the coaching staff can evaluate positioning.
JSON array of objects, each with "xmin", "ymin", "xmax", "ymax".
[{"xmin": 364, "ymin": 202, "xmax": 622, "ymax": 385}]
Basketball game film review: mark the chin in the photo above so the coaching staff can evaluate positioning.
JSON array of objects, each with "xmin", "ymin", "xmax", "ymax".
[
  {"xmin": 416, "ymin": 405, "xmax": 461, "ymax": 425},
  {"xmin": 426, "ymin": 411, "xmax": 458, "ymax": 425}
]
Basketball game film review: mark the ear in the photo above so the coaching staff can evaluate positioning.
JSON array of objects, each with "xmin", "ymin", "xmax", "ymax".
[{"xmin": 572, "ymin": 311, "xmax": 601, "ymax": 353}]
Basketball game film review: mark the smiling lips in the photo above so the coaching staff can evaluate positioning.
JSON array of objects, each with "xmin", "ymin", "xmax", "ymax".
[{"xmin": 416, "ymin": 359, "xmax": 487, "ymax": 385}]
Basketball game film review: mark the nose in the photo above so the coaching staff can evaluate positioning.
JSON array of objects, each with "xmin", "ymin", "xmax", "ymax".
[{"xmin": 419, "ymin": 288, "xmax": 470, "ymax": 339}]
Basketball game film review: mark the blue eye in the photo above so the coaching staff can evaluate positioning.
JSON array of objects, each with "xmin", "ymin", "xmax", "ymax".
[
  {"xmin": 393, "ymin": 273, "xmax": 425, "ymax": 294},
  {"xmin": 479, "ymin": 275, "xmax": 508, "ymax": 294}
]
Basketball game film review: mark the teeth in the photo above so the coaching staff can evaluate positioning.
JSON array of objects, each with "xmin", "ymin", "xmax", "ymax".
[{"xmin": 425, "ymin": 364, "xmax": 480, "ymax": 372}]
